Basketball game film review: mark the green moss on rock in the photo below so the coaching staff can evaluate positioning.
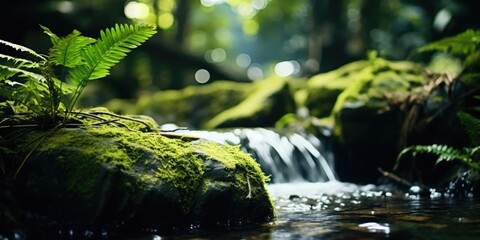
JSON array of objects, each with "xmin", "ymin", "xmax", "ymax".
[
  {"xmin": 331, "ymin": 58, "xmax": 425, "ymax": 139},
  {"xmin": 10, "ymin": 112, "xmax": 274, "ymax": 230},
  {"xmin": 205, "ymin": 77, "xmax": 296, "ymax": 129},
  {"xmin": 104, "ymin": 81, "xmax": 252, "ymax": 128},
  {"xmin": 306, "ymin": 61, "xmax": 370, "ymax": 118}
]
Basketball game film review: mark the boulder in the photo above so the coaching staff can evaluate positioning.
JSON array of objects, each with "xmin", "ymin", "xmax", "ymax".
[
  {"xmin": 327, "ymin": 58, "xmax": 426, "ymax": 183},
  {"xmin": 4, "ymin": 112, "xmax": 274, "ymax": 233}
]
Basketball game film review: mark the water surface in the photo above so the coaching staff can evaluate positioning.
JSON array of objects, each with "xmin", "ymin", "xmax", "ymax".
[{"xmin": 145, "ymin": 181, "xmax": 480, "ymax": 240}]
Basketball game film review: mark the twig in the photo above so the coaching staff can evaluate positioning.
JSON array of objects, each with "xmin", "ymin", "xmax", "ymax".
[
  {"xmin": 73, "ymin": 111, "xmax": 135, "ymax": 131},
  {"xmin": 377, "ymin": 167, "xmax": 412, "ymax": 187},
  {"xmin": 246, "ymin": 176, "xmax": 252, "ymax": 199},
  {"xmin": 83, "ymin": 111, "xmax": 154, "ymax": 131},
  {"xmin": 159, "ymin": 127, "xmax": 189, "ymax": 132}
]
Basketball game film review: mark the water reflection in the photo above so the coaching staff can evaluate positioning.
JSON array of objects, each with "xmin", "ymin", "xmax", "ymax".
[{"xmin": 124, "ymin": 182, "xmax": 479, "ymax": 240}]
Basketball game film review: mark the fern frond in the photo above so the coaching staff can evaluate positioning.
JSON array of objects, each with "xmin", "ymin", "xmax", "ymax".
[
  {"xmin": 0, "ymin": 64, "xmax": 46, "ymax": 82},
  {"xmin": 0, "ymin": 54, "xmax": 40, "ymax": 68},
  {"xmin": 43, "ymin": 26, "xmax": 96, "ymax": 68},
  {"xmin": 417, "ymin": 29, "xmax": 480, "ymax": 56},
  {"xmin": 396, "ymin": 143, "xmax": 480, "ymax": 174},
  {"xmin": 0, "ymin": 39, "xmax": 46, "ymax": 61},
  {"xmin": 68, "ymin": 24, "xmax": 156, "ymax": 85},
  {"xmin": 397, "ymin": 144, "xmax": 470, "ymax": 165}
]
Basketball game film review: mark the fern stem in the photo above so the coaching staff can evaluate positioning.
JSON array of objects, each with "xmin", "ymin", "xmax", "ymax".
[{"xmin": 64, "ymin": 83, "xmax": 86, "ymax": 122}]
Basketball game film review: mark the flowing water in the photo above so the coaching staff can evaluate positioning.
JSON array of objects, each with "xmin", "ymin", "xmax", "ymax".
[{"xmin": 160, "ymin": 125, "xmax": 337, "ymax": 183}]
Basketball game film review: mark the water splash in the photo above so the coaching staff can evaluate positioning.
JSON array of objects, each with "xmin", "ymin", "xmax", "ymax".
[{"xmin": 161, "ymin": 125, "xmax": 336, "ymax": 183}]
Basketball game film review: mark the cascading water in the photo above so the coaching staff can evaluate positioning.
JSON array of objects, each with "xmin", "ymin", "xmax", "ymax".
[{"xmin": 161, "ymin": 124, "xmax": 337, "ymax": 183}]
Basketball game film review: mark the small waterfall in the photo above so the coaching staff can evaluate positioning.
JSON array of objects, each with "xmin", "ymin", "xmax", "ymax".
[{"xmin": 161, "ymin": 125, "xmax": 337, "ymax": 183}]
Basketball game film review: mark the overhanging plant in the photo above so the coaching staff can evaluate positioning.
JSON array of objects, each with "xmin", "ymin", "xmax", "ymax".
[{"xmin": 0, "ymin": 23, "xmax": 157, "ymax": 177}]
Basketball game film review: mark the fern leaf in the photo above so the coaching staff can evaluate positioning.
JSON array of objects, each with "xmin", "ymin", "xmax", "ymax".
[
  {"xmin": 41, "ymin": 25, "xmax": 60, "ymax": 45},
  {"xmin": 45, "ymin": 28, "xmax": 96, "ymax": 68},
  {"xmin": 399, "ymin": 144, "xmax": 471, "ymax": 165},
  {"xmin": 68, "ymin": 24, "xmax": 156, "ymax": 85},
  {"xmin": 417, "ymin": 29, "xmax": 480, "ymax": 56},
  {"xmin": 0, "ymin": 64, "xmax": 46, "ymax": 82},
  {"xmin": 0, "ymin": 39, "xmax": 46, "ymax": 61}
]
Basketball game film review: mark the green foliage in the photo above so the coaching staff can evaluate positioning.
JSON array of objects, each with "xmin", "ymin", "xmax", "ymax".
[
  {"xmin": 396, "ymin": 99, "xmax": 480, "ymax": 174},
  {"xmin": 417, "ymin": 29, "xmax": 480, "ymax": 57},
  {"xmin": 396, "ymin": 144, "xmax": 480, "ymax": 173},
  {"xmin": 0, "ymin": 23, "xmax": 156, "ymax": 178},
  {"xmin": 458, "ymin": 110, "xmax": 480, "ymax": 146},
  {"xmin": 417, "ymin": 29, "xmax": 480, "ymax": 72},
  {"xmin": 0, "ymin": 23, "xmax": 157, "ymax": 121},
  {"xmin": 395, "ymin": 30, "xmax": 480, "ymax": 176}
]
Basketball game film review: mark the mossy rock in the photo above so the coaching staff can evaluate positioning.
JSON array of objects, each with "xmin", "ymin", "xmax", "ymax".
[
  {"xmin": 305, "ymin": 60, "xmax": 370, "ymax": 118},
  {"xmin": 327, "ymin": 58, "xmax": 426, "ymax": 183},
  {"xmin": 204, "ymin": 77, "xmax": 296, "ymax": 129},
  {"xmin": 7, "ymin": 112, "xmax": 274, "ymax": 232},
  {"xmin": 331, "ymin": 58, "xmax": 425, "ymax": 139},
  {"xmin": 103, "ymin": 81, "xmax": 252, "ymax": 128}
]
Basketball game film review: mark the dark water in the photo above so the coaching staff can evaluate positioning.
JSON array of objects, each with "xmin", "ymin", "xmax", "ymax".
[
  {"xmin": 125, "ymin": 182, "xmax": 480, "ymax": 240},
  {"xmin": 2, "ymin": 182, "xmax": 479, "ymax": 240}
]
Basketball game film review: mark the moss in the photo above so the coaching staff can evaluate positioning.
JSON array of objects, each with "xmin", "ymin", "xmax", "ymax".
[
  {"xmin": 330, "ymin": 58, "xmax": 425, "ymax": 138},
  {"xmin": 194, "ymin": 142, "xmax": 275, "ymax": 220},
  {"xmin": 427, "ymin": 53, "xmax": 463, "ymax": 75},
  {"xmin": 24, "ymin": 120, "xmax": 271, "ymax": 213},
  {"xmin": 306, "ymin": 61, "xmax": 370, "ymax": 118},
  {"xmin": 103, "ymin": 81, "xmax": 252, "ymax": 128},
  {"xmin": 205, "ymin": 76, "xmax": 294, "ymax": 129}
]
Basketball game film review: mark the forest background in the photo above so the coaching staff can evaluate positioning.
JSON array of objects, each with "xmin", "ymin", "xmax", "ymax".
[{"xmin": 1, "ymin": 0, "xmax": 478, "ymax": 105}]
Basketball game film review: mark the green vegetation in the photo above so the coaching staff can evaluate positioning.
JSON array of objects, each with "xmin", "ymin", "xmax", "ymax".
[
  {"xmin": 0, "ymin": 24, "xmax": 157, "ymax": 178},
  {"xmin": 0, "ymin": 23, "xmax": 157, "ymax": 122},
  {"xmin": 396, "ymin": 29, "xmax": 480, "ymax": 176}
]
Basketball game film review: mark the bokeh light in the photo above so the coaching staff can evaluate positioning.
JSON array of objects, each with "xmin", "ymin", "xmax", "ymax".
[
  {"xmin": 124, "ymin": 1, "xmax": 150, "ymax": 20},
  {"xmin": 195, "ymin": 69, "xmax": 211, "ymax": 83},
  {"xmin": 236, "ymin": 53, "xmax": 251, "ymax": 68},
  {"xmin": 56, "ymin": 1, "xmax": 74, "ymax": 14},
  {"xmin": 247, "ymin": 64, "xmax": 263, "ymax": 80},
  {"xmin": 158, "ymin": 12, "xmax": 174, "ymax": 29},
  {"xmin": 274, "ymin": 60, "xmax": 300, "ymax": 77},
  {"xmin": 200, "ymin": 0, "xmax": 226, "ymax": 7}
]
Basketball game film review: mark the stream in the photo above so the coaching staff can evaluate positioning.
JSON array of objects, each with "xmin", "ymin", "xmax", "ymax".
[{"xmin": 124, "ymin": 181, "xmax": 480, "ymax": 240}]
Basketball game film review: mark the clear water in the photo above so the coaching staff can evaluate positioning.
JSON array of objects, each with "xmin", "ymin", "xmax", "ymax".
[{"xmin": 120, "ymin": 181, "xmax": 480, "ymax": 240}]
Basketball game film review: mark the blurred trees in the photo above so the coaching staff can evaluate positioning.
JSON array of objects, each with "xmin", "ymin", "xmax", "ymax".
[{"xmin": 0, "ymin": 0, "xmax": 478, "ymax": 103}]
